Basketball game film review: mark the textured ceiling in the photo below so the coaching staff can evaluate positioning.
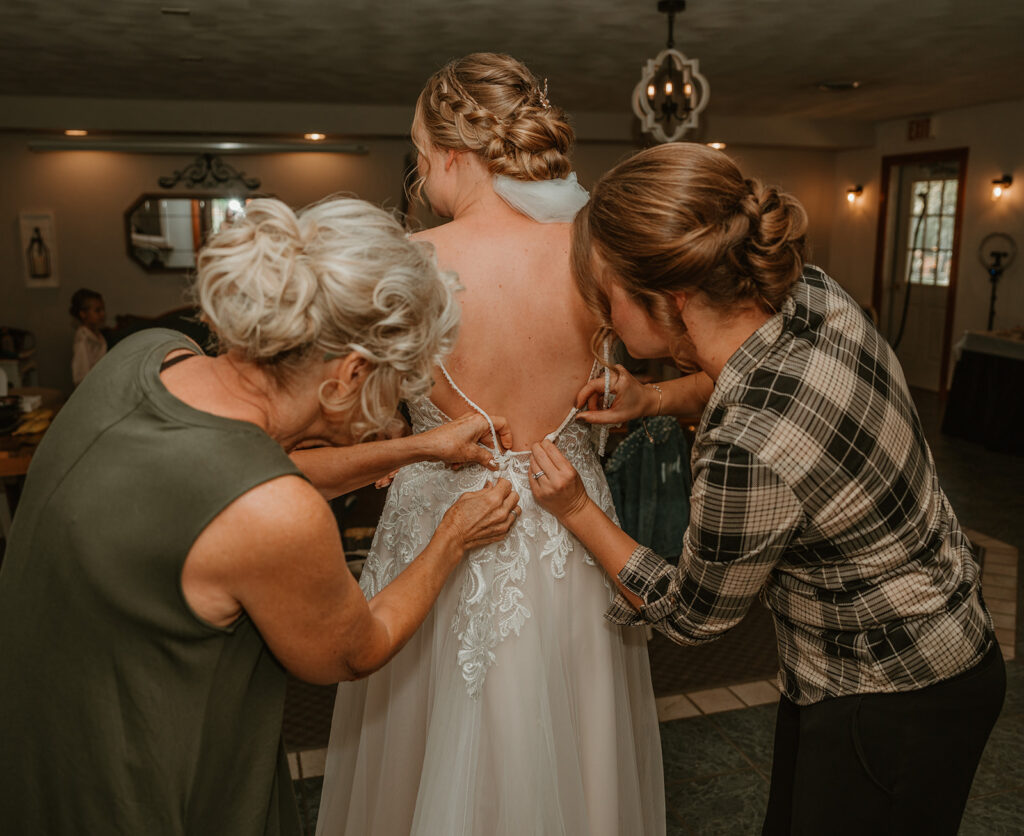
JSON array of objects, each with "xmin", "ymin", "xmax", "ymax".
[{"xmin": 1, "ymin": 0, "xmax": 1023, "ymax": 122}]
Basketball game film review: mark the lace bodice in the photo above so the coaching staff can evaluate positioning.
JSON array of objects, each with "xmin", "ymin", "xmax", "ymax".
[
  {"xmin": 360, "ymin": 369, "xmax": 616, "ymax": 699},
  {"xmin": 404, "ymin": 393, "xmax": 607, "ymax": 494}
]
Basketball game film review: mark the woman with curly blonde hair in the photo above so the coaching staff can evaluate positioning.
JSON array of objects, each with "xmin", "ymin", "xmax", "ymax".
[
  {"xmin": 0, "ymin": 196, "xmax": 521, "ymax": 835},
  {"xmin": 316, "ymin": 54, "xmax": 674, "ymax": 836}
]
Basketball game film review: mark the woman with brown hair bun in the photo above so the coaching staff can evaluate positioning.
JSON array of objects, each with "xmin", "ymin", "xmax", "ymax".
[
  {"xmin": 531, "ymin": 142, "xmax": 1005, "ymax": 835},
  {"xmin": 316, "ymin": 54, "xmax": 671, "ymax": 836}
]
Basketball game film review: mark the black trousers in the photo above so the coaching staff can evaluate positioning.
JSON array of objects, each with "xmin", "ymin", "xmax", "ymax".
[{"xmin": 762, "ymin": 642, "xmax": 1006, "ymax": 835}]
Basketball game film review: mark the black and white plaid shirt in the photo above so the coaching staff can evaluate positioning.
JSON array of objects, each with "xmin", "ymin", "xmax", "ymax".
[{"xmin": 606, "ymin": 266, "xmax": 994, "ymax": 705}]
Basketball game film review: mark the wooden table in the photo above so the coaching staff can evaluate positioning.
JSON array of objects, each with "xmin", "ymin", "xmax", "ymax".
[
  {"xmin": 1, "ymin": 434, "xmax": 42, "ymax": 540},
  {"xmin": 0, "ymin": 438, "xmax": 36, "ymax": 477},
  {"xmin": 0, "ymin": 389, "xmax": 58, "ymax": 540}
]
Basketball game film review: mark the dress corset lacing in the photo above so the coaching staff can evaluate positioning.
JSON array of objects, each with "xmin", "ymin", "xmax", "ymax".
[{"xmin": 436, "ymin": 338, "xmax": 613, "ymax": 469}]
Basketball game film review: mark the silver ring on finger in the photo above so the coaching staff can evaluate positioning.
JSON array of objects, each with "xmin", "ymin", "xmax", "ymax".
[
  {"xmin": 511, "ymin": 507, "xmax": 521, "ymax": 519},
  {"xmin": 532, "ymin": 470, "xmax": 545, "ymax": 480}
]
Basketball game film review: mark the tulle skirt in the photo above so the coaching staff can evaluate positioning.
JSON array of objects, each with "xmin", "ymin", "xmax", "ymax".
[{"xmin": 315, "ymin": 517, "xmax": 665, "ymax": 836}]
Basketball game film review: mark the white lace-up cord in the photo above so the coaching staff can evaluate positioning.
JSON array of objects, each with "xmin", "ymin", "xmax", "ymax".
[
  {"xmin": 545, "ymin": 407, "xmax": 581, "ymax": 442},
  {"xmin": 604, "ymin": 340, "xmax": 611, "ymax": 404},
  {"xmin": 439, "ymin": 362, "xmax": 502, "ymax": 457},
  {"xmin": 439, "ymin": 346, "xmax": 610, "ymax": 462},
  {"xmin": 597, "ymin": 338, "xmax": 612, "ymax": 457},
  {"xmin": 544, "ymin": 349, "xmax": 606, "ymax": 443}
]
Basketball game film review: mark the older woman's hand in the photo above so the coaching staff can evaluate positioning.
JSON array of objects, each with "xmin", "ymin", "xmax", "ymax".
[
  {"xmin": 423, "ymin": 412, "xmax": 513, "ymax": 471},
  {"xmin": 574, "ymin": 364, "xmax": 660, "ymax": 426},
  {"xmin": 528, "ymin": 440, "xmax": 593, "ymax": 523},
  {"xmin": 440, "ymin": 478, "xmax": 520, "ymax": 551}
]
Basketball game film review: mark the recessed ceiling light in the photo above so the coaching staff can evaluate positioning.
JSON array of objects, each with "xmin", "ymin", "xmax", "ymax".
[
  {"xmin": 304, "ymin": 133, "xmax": 326, "ymax": 141},
  {"xmin": 817, "ymin": 81, "xmax": 861, "ymax": 92},
  {"xmin": 64, "ymin": 129, "xmax": 88, "ymax": 137},
  {"xmin": 707, "ymin": 142, "xmax": 726, "ymax": 150}
]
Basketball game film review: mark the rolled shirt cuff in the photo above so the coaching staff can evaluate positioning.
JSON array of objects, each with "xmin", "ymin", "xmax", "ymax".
[
  {"xmin": 606, "ymin": 590, "xmax": 646, "ymax": 626},
  {"xmin": 604, "ymin": 544, "xmax": 678, "ymax": 625}
]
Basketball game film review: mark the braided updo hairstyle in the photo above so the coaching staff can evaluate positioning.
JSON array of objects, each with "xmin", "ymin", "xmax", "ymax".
[
  {"xmin": 572, "ymin": 143, "xmax": 808, "ymax": 358},
  {"xmin": 195, "ymin": 197, "xmax": 460, "ymax": 440},
  {"xmin": 412, "ymin": 52, "xmax": 574, "ymax": 190}
]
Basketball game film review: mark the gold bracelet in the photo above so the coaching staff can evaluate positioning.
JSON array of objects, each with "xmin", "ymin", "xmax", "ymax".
[{"xmin": 641, "ymin": 384, "xmax": 664, "ymax": 443}]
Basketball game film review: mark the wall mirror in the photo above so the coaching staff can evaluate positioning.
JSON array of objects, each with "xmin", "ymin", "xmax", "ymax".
[{"xmin": 124, "ymin": 194, "xmax": 251, "ymax": 272}]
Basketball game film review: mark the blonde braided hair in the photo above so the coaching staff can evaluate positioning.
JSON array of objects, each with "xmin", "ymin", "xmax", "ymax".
[{"xmin": 411, "ymin": 52, "xmax": 574, "ymax": 200}]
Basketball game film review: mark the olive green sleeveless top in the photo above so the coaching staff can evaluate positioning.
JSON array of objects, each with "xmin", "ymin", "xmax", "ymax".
[{"xmin": 0, "ymin": 329, "xmax": 304, "ymax": 835}]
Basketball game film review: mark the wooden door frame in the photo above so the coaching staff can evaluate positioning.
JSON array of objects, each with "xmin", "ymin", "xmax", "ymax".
[{"xmin": 871, "ymin": 147, "xmax": 969, "ymax": 398}]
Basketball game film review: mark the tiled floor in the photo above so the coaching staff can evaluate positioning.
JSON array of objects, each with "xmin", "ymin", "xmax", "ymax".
[
  {"xmin": 647, "ymin": 600, "xmax": 779, "ymax": 697},
  {"xmin": 294, "ymin": 663, "xmax": 1024, "ymax": 835},
  {"xmin": 290, "ymin": 388, "xmax": 1024, "ymax": 834},
  {"xmin": 658, "ymin": 655, "xmax": 1024, "ymax": 835}
]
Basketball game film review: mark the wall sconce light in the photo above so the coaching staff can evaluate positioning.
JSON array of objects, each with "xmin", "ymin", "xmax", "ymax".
[
  {"xmin": 64, "ymin": 129, "xmax": 88, "ymax": 137},
  {"xmin": 847, "ymin": 185, "xmax": 863, "ymax": 203},
  {"xmin": 304, "ymin": 132, "xmax": 326, "ymax": 141},
  {"xmin": 707, "ymin": 142, "xmax": 726, "ymax": 150},
  {"xmin": 991, "ymin": 174, "xmax": 1012, "ymax": 199}
]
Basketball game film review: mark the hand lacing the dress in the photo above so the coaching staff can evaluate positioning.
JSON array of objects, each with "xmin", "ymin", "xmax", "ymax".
[
  {"xmin": 437, "ymin": 337, "xmax": 612, "ymax": 463},
  {"xmin": 363, "ymin": 341, "xmax": 617, "ymax": 698}
]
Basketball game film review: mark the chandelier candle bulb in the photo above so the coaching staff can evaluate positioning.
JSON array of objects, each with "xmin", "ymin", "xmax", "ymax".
[{"xmin": 632, "ymin": 0, "xmax": 710, "ymax": 143}]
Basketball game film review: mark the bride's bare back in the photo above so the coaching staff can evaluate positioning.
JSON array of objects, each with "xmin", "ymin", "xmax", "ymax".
[{"xmin": 415, "ymin": 206, "xmax": 596, "ymax": 450}]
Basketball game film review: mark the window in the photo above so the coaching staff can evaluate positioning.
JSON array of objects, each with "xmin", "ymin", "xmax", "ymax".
[{"xmin": 904, "ymin": 178, "xmax": 957, "ymax": 286}]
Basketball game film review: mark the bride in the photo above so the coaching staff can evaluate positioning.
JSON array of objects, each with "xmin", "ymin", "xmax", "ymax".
[{"xmin": 316, "ymin": 53, "xmax": 665, "ymax": 836}]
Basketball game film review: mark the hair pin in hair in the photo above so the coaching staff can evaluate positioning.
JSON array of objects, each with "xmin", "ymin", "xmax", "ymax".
[{"xmin": 538, "ymin": 78, "xmax": 551, "ymax": 110}]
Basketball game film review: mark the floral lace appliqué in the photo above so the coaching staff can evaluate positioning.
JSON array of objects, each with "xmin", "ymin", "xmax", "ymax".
[{"xmin": 359, "ymin": 396, "xmax": 617, "ymax": 699}]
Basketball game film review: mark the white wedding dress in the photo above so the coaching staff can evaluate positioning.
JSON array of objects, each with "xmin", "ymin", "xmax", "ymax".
[{"xmin": 315, "ymin": 364, "xmax": 665, "ymax": 836}]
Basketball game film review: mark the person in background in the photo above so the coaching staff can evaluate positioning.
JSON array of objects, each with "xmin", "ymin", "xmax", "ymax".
[
  {"xmin": 530, "ymin": 142, "xmax": 1005, "ymax": 836},
  {"xmin": 69, "ymin": 287, "xmax": 108, "ymax": 385},
  {"xmin": 0, "ymin": 197, "xmax": 520, "ymax": 836}
]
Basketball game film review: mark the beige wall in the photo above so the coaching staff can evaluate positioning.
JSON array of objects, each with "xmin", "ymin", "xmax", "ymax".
[
  {"xmin": 575, "ymin": 140, "xmax": 840, "ymax": 261},
  {"xmin": 2, "ymin": 132, "xmax": 839, "ymax": 395},
  {"xmin": 577, "ymin": 142, "xmax": 838, "ymax": 280},
  {"xmin": 1, "ymin": 137, "xmax": 414, "ymax": 392},
  {"xmin": 830, "ymin": 97, "xmax": 1024, "ymax": 336},
  {"xmin": 725, "ymin": 145, "xmax": 837, "ymax": 273}
]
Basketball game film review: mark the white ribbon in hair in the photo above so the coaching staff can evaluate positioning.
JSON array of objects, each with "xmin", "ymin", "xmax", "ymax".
[{"xmin": 492, "ymin": 172, "xmax": 590, "ymax": 223}]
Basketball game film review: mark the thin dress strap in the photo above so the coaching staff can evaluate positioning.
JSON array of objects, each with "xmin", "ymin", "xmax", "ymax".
[
  {"xmin": 438, "ymin": 362, "xmax": 502, "ymax": 457},
  {"xmin": 438, "ymin": 338, "xmax": 612, "ymax": 459},
  {"xmin": 597, "ymin": 337, "xmax": 611, "ymax": 457},
  {"xmin": 541, "ymin": 353, "xmax": 602, "ymax": 443}
]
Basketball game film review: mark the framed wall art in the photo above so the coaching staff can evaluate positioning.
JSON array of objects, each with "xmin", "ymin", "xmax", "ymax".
[{"xmin": 19, "ymin": 210, "xmax": 59, "ymax": 288}]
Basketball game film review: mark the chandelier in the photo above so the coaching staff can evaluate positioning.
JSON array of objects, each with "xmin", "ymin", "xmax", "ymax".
[{"xmin": 632, "ymin": 0, "xmax": 709, "ymax": 143}]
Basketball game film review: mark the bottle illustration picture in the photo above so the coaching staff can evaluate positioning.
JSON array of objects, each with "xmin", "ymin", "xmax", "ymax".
[{"xmin": 27, "ymin": 226, "xmax": 51, "ymax": 279}]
